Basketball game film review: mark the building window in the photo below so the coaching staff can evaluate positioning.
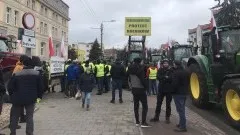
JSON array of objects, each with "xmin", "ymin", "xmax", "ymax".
[
  {"xmin": 45, "ymin": 8, "xmax": 48, "ymax": 17},
  {"xmin": 41, "ymin": 5, "xmax": 44, "ymax": 14},
  {"xmin": 52, "ymin": 27, "xmax": 55, "ymax": 36},
  {"xmin": 52, "ymin": 12, "xmax": 55, "ymax": 19},
  {"xmin": 44, "ymin": 23, "xmax": 48, "ymax": 35},
  {"xmin": 6, "ymin": 7, "xmax": 11, "ymax": 24},
  {"xmin": 40, "ymin": 22, "xmax": 44, "ymax": 34},
  {"xmin": 55, "ymin": 28, "xmax": 58, "ymax": 37},
  {"xmin": 32, "ymin": 0, "xmax": 36, "ymax": 10},
  {"xmin": 14, "ymin": 11, "xmax": 18, "ymax": 26},
  {"xmin": 27, "ymin": 0, "xmax": 31, "ymax": 8},
  {"xmin": 40, "ymin": 43, "xmax": 45, "ymax": 56},
  {"xmin": 55, "ymin": 45, "xmax": 59, "ymax": 56},
  {"xmin": 56, "ymin": 14, "xmax": 58, "ymax": 21}
]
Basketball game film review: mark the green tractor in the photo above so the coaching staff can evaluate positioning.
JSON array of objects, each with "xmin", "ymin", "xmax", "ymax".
[{"xmin": 188, "ymin": 26, "xmax": 240, "ymax": 127}]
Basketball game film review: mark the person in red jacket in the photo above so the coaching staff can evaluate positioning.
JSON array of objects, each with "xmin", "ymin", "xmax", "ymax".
[{"xmin": 146, "ymin": 63, "xmax": 158, "ymax": 95}]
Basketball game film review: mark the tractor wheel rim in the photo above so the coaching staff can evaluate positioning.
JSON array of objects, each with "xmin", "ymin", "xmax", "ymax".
[
  {"xmin": 190, "ymin": 73, "xmax": 200, "ymax": 99},
  {"xmin": 226, "ymin": 89, "xmax": 240, "ymax": 121}
]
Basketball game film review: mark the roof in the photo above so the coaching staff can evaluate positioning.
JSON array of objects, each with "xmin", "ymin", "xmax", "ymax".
[{"xmin": 188, "ymin": 23, "xmax": 211, "ymax": 34}]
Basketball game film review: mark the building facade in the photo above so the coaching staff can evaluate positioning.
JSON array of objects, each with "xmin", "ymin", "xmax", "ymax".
[
  {"xmin": 188, "ymin": 24, "xmax": 211, "ymax": 55},
  {"xmin": 0, "ymin": 0, "xmax": 70, "ymax": 60},
  {"xmin": 72, "ymin": 42, "xmax": 92, "ymax": 60}
]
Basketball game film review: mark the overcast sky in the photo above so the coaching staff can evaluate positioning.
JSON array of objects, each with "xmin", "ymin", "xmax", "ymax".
[{"xmin": 63, "ymin": 0, "xmax": 217, "ymax": 49}]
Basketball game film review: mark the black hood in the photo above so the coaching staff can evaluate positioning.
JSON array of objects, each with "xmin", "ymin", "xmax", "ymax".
[{"xmin": 129, "ymin": 63, "xmax": 141, "ymax": 75}]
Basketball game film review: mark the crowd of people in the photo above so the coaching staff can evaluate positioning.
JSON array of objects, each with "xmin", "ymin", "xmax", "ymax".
[
  {"xmin": 128, "ymin": 58, "xmax": 189, "ymax": 132},
  {"xmin": 0, "ymin": 55, "xmax": 189, "ymax": 135}
]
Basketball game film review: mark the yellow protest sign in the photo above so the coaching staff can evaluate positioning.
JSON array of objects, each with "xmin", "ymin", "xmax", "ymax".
[{"xmin": 125, "ymin": 17, "xmax": 151, "ymax": 36}]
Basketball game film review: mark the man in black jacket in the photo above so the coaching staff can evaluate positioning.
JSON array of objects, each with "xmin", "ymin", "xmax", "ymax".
[
  {"xmin": 172, "ymin": 61, "xmax": 189, "ymax": 132},
  {"xmin": 150, "ymin": 59, "xmax": 173, "ymax": 124},
  {"xmin": 110, "ymin": 59, "xmax": 125, "ymax": 103},
  {"xmin": 8, "ymin": 57, "xmax": 43, "ymax": 135},
  {"xmin": 128, "ymin": 58, "xmax": 151, "ymax": 128},
  {"xmin": 0, "ymin": 57, "xmax": 6, "ymax": 135}
]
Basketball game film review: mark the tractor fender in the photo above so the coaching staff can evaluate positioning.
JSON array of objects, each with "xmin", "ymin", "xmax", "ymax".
[
  {"xmin": 187, "ymin": 55, "xmax": 210, "ymax": 77},
  {"xmin": 220, "ymin": 74, "xmax": 240, "ymax": 89}
]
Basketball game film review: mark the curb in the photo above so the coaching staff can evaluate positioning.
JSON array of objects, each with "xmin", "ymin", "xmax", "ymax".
[{"xmin": 0, "ymin": 107, "xmax": 39, "ymax": 130}]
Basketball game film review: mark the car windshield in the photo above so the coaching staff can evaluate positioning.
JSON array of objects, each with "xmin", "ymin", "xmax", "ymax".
[
  {"xmin": 220, "ymin": 29, "xmax": 240, "ymax": 53},
  {"xmin": 152, "ymin": 55, "xmax": 162, "ymax": 62},
  {"xmin": 0, "ymin": 39, "xmax": 9, "ymax": 52},
  {"xmin": 173, "ymin": 47, "xmax": 192, "ymax": 61}
]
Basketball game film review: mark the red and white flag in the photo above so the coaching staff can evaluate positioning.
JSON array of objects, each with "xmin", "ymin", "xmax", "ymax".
[
  {"xmin": 60, "ymin": 36, "xmax": 66, "ymax": 57},
  {"xmin": 210, "ymin": 10, "xmax": 219, "ymax": 39},
  {"xmin": 49, "ymin": 34, "xmax": 55, "ymax": 57}
]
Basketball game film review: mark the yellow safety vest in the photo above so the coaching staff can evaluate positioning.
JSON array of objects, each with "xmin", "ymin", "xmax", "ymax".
[
  {"xmin": 149, "ymin": 68, "xmax": 157, "ymax": 79},
  {"xmin": 106, "ymin": 65, "xmax": 111, "ymax": 76},
  {"xmin": 96, "ymin": 64, "xmax": 104, "ymax": 77}
]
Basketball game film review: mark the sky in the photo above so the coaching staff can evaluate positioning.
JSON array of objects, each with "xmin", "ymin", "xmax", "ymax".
[{"xmin": 63, "ymin": 0, "xmax": 217, "ymax": 49}]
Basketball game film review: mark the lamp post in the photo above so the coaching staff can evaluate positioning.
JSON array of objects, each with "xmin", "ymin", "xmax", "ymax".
[{"xmin": 91, "ymin": 20, "xmax": 116, "ymax": 52}]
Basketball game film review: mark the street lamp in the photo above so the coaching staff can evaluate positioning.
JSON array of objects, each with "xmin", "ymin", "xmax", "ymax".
[{"xmin": 91, "ymin": 20, "xmax": 116, "ymax": 52}]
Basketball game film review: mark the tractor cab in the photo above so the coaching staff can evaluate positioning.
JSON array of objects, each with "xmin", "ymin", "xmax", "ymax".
[{"xmin": 168, "ymin": 45, "xmax": 193, "ymax": 68}]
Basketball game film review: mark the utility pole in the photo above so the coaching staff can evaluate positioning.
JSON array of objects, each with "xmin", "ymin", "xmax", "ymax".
[{"xmin": 100, "ymin": 23, "xmax": 103, "ymax": 51}]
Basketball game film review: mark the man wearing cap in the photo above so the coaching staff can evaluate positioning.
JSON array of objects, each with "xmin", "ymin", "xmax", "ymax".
[
  {"xmin": 128, "ymin": 58, "xmax": 151, "ymax": 128},
  {"xmin": 150, "ymin": 59, "xmax": 173, "ymax": 124},
  {"xmin": 110, "ymin": 59, "xmax": 125, "ymax": 103},
  {"xmin": 172, "ymin": 61, "xmax": 189, "ymax": 132},
  {"xmin": 8, "ymin": 56, "xmax": 43, "ymax": 135}
]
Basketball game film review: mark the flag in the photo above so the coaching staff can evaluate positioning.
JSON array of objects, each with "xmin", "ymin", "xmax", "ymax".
[
  {"xmin": 210, "ymin": 10, "xmax": 219, "ymax": 39},
  {"xmin": 60, "ymin": 36, "xmax": 66, "ymax": 57},
  {"xmin": 49, "ymin": 34, "xmax": 54, "ymax": 57}
]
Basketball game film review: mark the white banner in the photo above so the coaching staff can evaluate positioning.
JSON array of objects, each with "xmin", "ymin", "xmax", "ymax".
[{"xmin": 50, "ymin": 56, "xmax": 65, "ymax": 74}]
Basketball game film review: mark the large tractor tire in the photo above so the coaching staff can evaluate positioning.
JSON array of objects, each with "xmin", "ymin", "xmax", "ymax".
[
  {"xmin": 189, "ymin": 64, "xmax": 212, "ymax": 108},
  {"xmin": 222, "ymin": 79, "xmax": 240, "ymax": 127}
]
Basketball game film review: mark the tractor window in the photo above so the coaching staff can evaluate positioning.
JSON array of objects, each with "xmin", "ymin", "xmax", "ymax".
[
  {"xmin": 0, "ymin": 40, "xmax": 9, "ymax": 52},
  {"xmin": 152, "ymin": 55, "xmax": 162, "ymax": 62},
  {"xmin": 173, "ymin": 48, "xmax": 192, "ymax": 61},
  {"xmin": 221, "ymin": 30, "xmax": 240, "ymax": 53},
  {"xmin": 129, "ymin": 52, "xmax": 141, "ymax": 62}
]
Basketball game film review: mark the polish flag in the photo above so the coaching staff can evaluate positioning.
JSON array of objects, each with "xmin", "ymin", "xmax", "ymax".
[
  {"xmin": 210, "ymin": 10, "xmax": 219, "ymax": 39},
  {"xmin": 49, "ymin": 34, "xmax": 54, "ymax": 57},
  {"xmin": 60, "ymin": 36, "xmax": 66, "ymax": 57}
]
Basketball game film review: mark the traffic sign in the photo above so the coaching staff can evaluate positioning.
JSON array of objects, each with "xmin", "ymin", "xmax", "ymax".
[{"xmin": 22, "ymin": 35, "xmax": 36, "ymax": 48}]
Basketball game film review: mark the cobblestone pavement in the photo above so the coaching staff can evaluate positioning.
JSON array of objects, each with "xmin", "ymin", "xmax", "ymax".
[
  {"xmin": 143, "ymin": 96, "xmax": 227, "ymax": 135},
  {"xmin": 2, "ymin": 89, "xmax": 140, "ymax": 135}
]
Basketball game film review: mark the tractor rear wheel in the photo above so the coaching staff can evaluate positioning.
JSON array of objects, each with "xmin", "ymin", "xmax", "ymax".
[
  {"xmin": 189, "ymin": 64, "xmax": 212, "ymax": 108},
  {"xmin": 222, "ymin": 79, "xmax": 240, "ymax": 127}
]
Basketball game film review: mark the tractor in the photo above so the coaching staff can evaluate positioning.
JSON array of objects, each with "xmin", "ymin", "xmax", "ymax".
[
  {"xmin": 168, "ymin": 44, "xmax": 193, "ymax": 69},
  {"xmin": 188, "ymin": 26, "xmax": 240, "ymax": 127}
]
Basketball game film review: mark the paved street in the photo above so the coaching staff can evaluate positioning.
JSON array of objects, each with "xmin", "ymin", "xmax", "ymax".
[
  {"xmin": 2, "ymin": 89, "xmax": 139, "ymax": 135},
  {"xmin": 1, "ymin": 88, "xmax": 237, "ymax": 135}
]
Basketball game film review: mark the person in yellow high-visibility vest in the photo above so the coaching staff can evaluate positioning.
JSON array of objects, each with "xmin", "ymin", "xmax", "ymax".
[
  {"xmin": 95, "ymin": 59, "xmax": 105, "ymax": 95},
  {"xmin": 103, "ymin": 61, "xmax": 111, "ymax": 93},
  {"xmin": 146, "ymin": 62, "xmax": 158, "ymax": 95}
]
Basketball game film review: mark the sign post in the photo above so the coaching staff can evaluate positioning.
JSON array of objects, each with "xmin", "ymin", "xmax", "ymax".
[{"xmin": 18, "ymin": 12, "xmax": 36, "ymax": 57}]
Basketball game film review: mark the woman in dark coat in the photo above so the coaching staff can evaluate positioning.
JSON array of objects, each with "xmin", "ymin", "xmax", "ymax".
[{"xmin": 79, "ymin": 64, "xmax": 95, "ymax": 111}]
